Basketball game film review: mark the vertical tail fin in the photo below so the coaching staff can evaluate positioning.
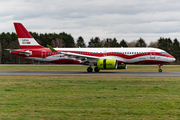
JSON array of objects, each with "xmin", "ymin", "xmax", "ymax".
[{"xmin": 14, "ymin": 23, "xmax": 44, "ymax": 49}]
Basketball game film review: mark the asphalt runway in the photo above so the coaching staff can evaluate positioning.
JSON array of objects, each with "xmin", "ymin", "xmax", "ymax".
[{"xmin": 0, "ymin": 71, "xmax": 180, "ymax": 77}]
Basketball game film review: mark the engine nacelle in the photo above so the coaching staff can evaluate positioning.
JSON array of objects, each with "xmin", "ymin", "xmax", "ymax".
[
  {"xmin": 97, "ymin": 59, "xmax": 118, "ymax": 69},
  {"xmin": 117, "ymin": 64, "xmax": 127, "ymax": 69}
]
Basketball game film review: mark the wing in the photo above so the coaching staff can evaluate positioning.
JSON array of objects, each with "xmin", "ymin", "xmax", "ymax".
[
  {"xmin": 47, "ymin": 45, "xmax": 99, "ymax": 62},
  {"xmin": 62, "ymin": 52, "xmax": 100, "ymax": 65}
]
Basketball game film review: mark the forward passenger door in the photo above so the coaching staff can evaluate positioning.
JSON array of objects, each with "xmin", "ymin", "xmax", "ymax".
[{"xmin": 150, "ymin": 50, "xmax": 155, "ymax": 59}]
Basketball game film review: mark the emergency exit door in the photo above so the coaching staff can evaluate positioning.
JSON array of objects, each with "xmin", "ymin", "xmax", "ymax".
[{"xmin": 41, "ymin": 50, "xmax": 46, "ymax": 58}]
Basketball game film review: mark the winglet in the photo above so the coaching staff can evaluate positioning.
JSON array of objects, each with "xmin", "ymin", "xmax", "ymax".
[{"xmin": 47, "ymin": 45, "xmax": 58, "ymax": 52}]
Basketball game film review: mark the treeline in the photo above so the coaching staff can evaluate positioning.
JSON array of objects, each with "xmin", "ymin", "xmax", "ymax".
[{"xmin": 0, "ymin": 32, "xmax": 180, "ymax": 64}]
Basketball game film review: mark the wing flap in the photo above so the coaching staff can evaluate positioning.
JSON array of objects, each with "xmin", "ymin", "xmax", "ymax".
[{"xmin": 62, "ymin": 52, "xmax": 99, "ymax": 60}]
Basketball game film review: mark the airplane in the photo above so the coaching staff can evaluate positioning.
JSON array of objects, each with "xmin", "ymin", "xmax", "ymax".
[{"xmin": 7, "ymin": 23, "xmax": 176, "ymax": 73}]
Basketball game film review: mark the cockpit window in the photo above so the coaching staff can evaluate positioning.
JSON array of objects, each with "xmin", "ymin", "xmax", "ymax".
[{"xmin": 160, "ymin": 52, "xmax": 169, "ymax": 55}]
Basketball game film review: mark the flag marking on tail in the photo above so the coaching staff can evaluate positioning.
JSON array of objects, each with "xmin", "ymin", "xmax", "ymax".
[{"xmin": 14, "ymin": 23, "xmax": 44, "ymax": 49}]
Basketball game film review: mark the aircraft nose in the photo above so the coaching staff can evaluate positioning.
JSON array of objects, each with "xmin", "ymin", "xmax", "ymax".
[
  {"xmin": 173, "ymin": 57, "xmax": 176, "ymax": 62},
  {"xmin": 169, "ymin": 56, "xmax": 176, "ymax": 62}
]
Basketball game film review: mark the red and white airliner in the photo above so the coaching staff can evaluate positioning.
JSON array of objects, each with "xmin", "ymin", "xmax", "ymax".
[{"xmin": 7, "ymin": 23, "xmax": 176, "ymax": 72}]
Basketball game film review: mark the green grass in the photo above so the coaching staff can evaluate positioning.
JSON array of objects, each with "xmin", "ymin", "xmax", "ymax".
[
  {"xmin": 1, "ymin": 76, "xmax": 180, "ymax": 119},
  {"xmin": 0, "ymin": 65, "xmax": 180, "ymax": 72}
]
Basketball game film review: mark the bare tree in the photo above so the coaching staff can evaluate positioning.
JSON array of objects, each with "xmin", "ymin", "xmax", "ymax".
[
  {"xmin": 148, "ymin": 41, "xmax": 158, "ymax": 48},
  {"xmin": 127, "ymin": 40, "xmax": 137, "ymax": 47},
  {"xmin": 100, "ymin": 39, "xmax": 106, "ymax": 47},
  {"xmin": 51, "ymin": 38, "xmax": 65, "ymax": 48}
]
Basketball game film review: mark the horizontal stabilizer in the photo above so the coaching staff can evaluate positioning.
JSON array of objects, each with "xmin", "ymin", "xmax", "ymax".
[{"xmin": 6, "ymin": 49, "xmax": 31, "ymax": 55}]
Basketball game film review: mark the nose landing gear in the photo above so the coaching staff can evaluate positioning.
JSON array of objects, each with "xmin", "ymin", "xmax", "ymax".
[{"xmin": 158, "ymin": 64, "xmax": 162, "ymax": 73}]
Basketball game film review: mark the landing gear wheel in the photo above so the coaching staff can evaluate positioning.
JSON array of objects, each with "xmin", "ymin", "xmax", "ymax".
[
  {"xmin": 159, "ymin": 69, "xmax": 162, "ymax": 73},
  {"xmin": 87, "ymin": 67, "xmax": 93, "ymax": 72},
  {"xmin": 94, "ymin": 67, "xmax": 99, "ymax": 72},
  {"xmin": 158, "ymin": 64, "xmax": 163, "ymax": 73}
]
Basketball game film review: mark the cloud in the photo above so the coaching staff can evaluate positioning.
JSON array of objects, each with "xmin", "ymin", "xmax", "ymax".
[{"xmin": 1, "ymin": 0, "xmax": 180, "ymax": 45}]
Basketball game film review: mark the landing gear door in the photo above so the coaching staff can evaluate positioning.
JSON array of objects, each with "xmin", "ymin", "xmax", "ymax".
[
  {"xmin": 41, "ymin": 50, "xmax": 46, "ymax": 58},
  {"xmin": 150, "ymin": 50, "xmax": 155, "ymax": 59}
]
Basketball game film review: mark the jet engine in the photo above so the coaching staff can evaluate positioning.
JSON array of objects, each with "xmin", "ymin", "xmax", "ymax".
[
  {"xmin": 117, "ymin": 64, "xmax": 127, "ymax": 69},
  {"xmin": 97, "ymin": 59, "xmax": 127, "ymax": 70},
  {"xmin": 97, "ymin": 59, "xmax": 118, "ymax": 69}
]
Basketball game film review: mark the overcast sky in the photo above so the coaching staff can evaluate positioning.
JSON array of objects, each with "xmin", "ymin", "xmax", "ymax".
[{"xmin": 1, "ymin": 0, "xmax": 180, "ymax": 45}]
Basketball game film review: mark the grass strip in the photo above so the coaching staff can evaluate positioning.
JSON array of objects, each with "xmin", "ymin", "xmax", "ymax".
[{"xmin": 0, "ymin": 76, "xmax": 180, "ymax": 119}]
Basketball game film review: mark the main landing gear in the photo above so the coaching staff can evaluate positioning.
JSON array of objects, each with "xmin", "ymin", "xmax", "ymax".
[
  {"xmin": 94, "ymin": 67, "xmax": 99, "ymax": 72},
  {"xmin": 87, "ymin": 67, "xmax": 93, "ymax": 72},
  {"xmin": 158, "ymin": 64, "xmax": 162, "ymax": 73},
  {"xmin": 87, "ymin": 66, "xmax": 99, "ymax": 72}
]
